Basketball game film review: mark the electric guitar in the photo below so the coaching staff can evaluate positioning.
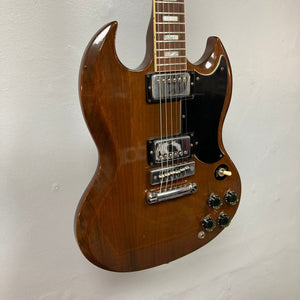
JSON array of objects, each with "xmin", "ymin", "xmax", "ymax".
[{"xmin": 75, "ymin": 0, "xmax": 241, "ymax": 272}]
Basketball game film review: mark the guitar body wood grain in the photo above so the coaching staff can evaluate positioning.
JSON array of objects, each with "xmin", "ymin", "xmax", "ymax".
[{"xmin": 75, "ymin": 21, "xmax": 241, "ymax": 272}]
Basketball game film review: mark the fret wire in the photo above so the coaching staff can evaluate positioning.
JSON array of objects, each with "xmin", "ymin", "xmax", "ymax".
[
  {"xmin": 156, "ymin": 32, "xmax": 185, "ymax": 34},
  {"xmin": 157, "ymin": 56, "xmax": 186, "ymax": 59},
  {"xmin": 156, "ymin": 1, "xmax": 184, "ymax": 4},
  {"xmin": 156, "ymin": 22, "xmax": 185, "ymax": 25},
  {"xmin": 156, "ymin": 48, "xmax": 186, "ymax": 51},
  {"xmin": 157, "ymin": 62, "xmax": 187, "ymax": 67},
  {"xmin": 157, "ymin": 40, "xmax": 185, "ymax": 43},
  {"xmin": 155, "ymin": 12, "xmax": 185, "ymax": 15}
]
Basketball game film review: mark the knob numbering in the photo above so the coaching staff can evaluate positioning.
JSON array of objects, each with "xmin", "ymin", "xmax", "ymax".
[
  {"xmin": 225, "ymin": 190, "xmax": 239, "ymax": 205},
  {"xmin": 208, "ymin": 194, "xmax": 223, "ymax": 209},
  {"xmin": 202, "ymin": 217, "xmax": 216, "ymax": 232},
  {"xmin": 217, "ymin": 214, "xmax": 231, "ymax": 228}
]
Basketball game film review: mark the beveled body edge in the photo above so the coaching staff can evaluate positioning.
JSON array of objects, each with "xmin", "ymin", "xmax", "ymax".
[{"xmin": 75, "ymin": 21, "xmax": 241, "ymax": 272}]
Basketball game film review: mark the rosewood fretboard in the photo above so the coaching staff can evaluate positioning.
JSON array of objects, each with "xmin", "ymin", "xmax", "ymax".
[{"xmin": 153, "ymin": 0, "xmax": 187, "ymax": 72}]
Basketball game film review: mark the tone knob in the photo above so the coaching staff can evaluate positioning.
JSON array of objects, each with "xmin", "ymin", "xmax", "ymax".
[
  {"xmin": 217, "ymin": 213, "xmax": 231, "ymax": 228},
  {"xmin": 208, "ymin": 194, "xmax": 223, "ymax": 209},
  {"xmin": 225, "ymin": 190, "xmax": 239, "ymax": 205},
  {"xmin": 201, "ymin": 217, "xmax": 216, "ymax": 232}
]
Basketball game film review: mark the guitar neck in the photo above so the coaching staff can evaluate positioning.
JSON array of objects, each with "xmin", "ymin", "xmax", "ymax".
[{"xmin": 153, "ymin": 0, "xmax": 187, "ymax": 72}]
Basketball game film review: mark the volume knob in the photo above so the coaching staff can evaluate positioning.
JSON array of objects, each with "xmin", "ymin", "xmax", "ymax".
[
  {"xmin": 208, "ymin": 194, "xmax": 223, "ymax": 209},
  {"xmin": 225, "ymin": 190, "xmax": 239, "ymax": 205},
  {"xmin": 201, "ymin": 217, "xmax": 216, "ymax": 232},
  {"xmin": 217, "ymin": 213, "xmax": 231, "ymax": 228}
]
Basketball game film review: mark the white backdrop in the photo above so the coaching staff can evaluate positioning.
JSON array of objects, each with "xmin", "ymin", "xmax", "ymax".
[{"xmin": 1, "ymin": 0, "xmax": 300, "ymax": 299}]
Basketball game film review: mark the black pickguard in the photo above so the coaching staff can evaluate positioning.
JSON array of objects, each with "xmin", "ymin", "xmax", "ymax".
[{"xmin": 182, "ymin": 57, "xmax": 228, "ymax": 163}]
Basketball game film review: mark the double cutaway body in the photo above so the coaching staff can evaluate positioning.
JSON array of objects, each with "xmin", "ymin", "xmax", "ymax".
[{"xmin": 76, "ymin": 21, "xmax": 241, "ymax": 272}]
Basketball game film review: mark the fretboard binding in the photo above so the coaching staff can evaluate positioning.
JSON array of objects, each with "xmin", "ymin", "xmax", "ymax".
[{"xmin": 157, "ymin": 62, "xmax": 187, "ymax": 67}]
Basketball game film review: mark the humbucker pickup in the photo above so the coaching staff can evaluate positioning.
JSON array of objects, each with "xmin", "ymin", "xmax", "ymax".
[
  {"xmin": 150, "ymin": 162, "xmax": 195, "ymax": 185},
  {"xmin": 146, "ymin": 71, "xmax": 195, "ymax": 103},
  {"xmin": 147, "ymin": 135, "xmax": 191, "ymax": 166}
]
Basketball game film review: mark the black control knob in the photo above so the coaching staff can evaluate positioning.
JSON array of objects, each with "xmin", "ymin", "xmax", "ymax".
[
  {"xmin": 225, "ymin": 190, "xmax": 239, "ymax": 205},
  {"xmin": 208, "ymin": 194, "xmax": 223, "ymax": 209},
  {"xmin": 217, "ymin": 214, "xmax": 231, "ymax": 228},
  {"xmin": 202, "ymin": 217, "xmax": 216, "ymax": 232}
]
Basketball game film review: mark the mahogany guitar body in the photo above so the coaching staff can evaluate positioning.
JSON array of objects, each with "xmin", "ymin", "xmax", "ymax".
[{"xmin": 76, "ymin": 21, "xmax": 241, "ymax": 272}]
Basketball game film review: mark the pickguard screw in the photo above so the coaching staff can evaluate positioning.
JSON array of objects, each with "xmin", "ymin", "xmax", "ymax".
[
  {"xmin": 221, "ymin": 67, "xmax": 224, "ymax": 71},
  {"xmin": 182, "ymin": 114, "xmax": 186, "ymax": 119}
]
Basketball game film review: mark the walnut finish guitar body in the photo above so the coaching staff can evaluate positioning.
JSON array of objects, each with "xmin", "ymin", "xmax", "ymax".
[{"xmin": 76, "ymin": 1, "xmax": 241, "ymax": 272}]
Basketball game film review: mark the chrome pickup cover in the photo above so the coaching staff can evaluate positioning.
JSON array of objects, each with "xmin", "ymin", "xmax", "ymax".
[
  {"xmin": 147, "ymin": 135, "xmax": 191, "ymax": 166},
  {"xmin": 150, "ymin": 72, "xmax": 191, "ymax": 101},
  {"xmin": 147, "ymin": 183, "xmax": 198, "ymax": 204},
  {"xmin": 150, "ymin": 161, "xmax": 195, "ymax": 185}
]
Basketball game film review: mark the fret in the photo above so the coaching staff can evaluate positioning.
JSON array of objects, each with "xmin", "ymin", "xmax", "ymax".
[
  {"xmin": 156, "ymin": 40, "xmax": 185, "ymax": 46},
  {"xmin": 156, "ymin": 32, "xmax": 185, "ymax": 34},
  {"xmin": 155, "ymin": 12, "xmax": 185, "ymax": 15},
  {"xmin": 156, "ymin": 22, "xmax": 185, "ymax": 25},
  {"xmin": 156, "ymin": 1, "xmax": 184, "ymax": 4},
  {"xmin": 157, "ymin": 57, "xmax": 186, "ymax": 62},
  {"xmin": 157, "ymin": 56, "xmax": 186, "ymax": 59},
  {"xmin": 157, "ymin": 40, "xmax": 185, "ymax": 43},
  {"xmin": 156, "ymin": 48, "xmax": 186, "ymax": 51},
  {"xmin": 157, "ymin": 62, "xmax": 187, "ymax": 67}
]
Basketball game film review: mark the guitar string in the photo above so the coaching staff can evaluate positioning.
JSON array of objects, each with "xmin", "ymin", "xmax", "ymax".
[
  {"xmin": 167, "ymin": 0, "xmax": 174, "ymax": 190},
  {"xmin": 169, "ymin": 0, "xmax": 176, "ymax": 189},
  {"xmin": 183, "ymin": 0, "xmax": 188, "ymax": 184},
  {"xmin": 156, "ymin": 1, "xmax": 190, "ymax": 194},
  {"xmin": 156, "ymin": 0, "xmax": 164, "ymax": 193},
  {"xmin": 163, "ymin": 0, "xmax": 170, "ymax": 192},
  {"xmin": 174, "ymin": 0, "xmax": 181, "ymax": 188},
  {"xmin": 158, "ymin": 0, "xmax": 185, "ymax": 191},
  {"xmin": 179, "ymin": 0, "xmax": 184, "ymax": 186},
  {"xmin": 175, "ymin": 0, "xmax": 184, "ymax": 187}
]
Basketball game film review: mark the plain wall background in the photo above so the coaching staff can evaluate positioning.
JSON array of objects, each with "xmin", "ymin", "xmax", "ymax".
[{"xmin": 1, "ymin": 0, "xmax": 300, "ymax": 299}]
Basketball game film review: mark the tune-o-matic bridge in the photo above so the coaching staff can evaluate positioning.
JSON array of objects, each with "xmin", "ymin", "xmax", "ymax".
[
  {"xmin": 150, "ymin": 161, "xmax": 195, "ymax": 185},
  {"xmin": 147, "ymin": 135, "xmax": 191, "ymax": 166}
]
